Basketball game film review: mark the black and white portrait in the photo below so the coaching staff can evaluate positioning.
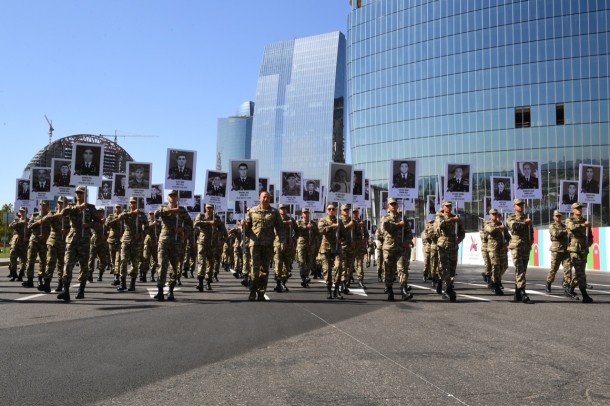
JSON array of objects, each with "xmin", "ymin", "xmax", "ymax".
[
  {"xmin": 126, "ymin": 162, "xmax": 152, "ymax": 198},
  {"xmin": 579, "ymin": 163, "xmax": 603, "ymax": 204},
  {"xmin": 491, "ymin": 176, "xmax": 513, "ymax": 212},
  {"xmin": 71, "ymin": 142, "xmax": 104, "ymax": 186},
  {"xmin": 165, "ymin": 148, "xmax": 197, "ymax": 191},
  {"xmin": 389, "ymin": 159, "xmax": 418, "ymax": 199},
  {"xmin": 445, "ymin": 163, "xmax": 472, "ymax": 202},
  {"xmin": 328, "ymin": 162, "xmax": 353, "ymax": 205},
  {"xmin": 514, "ymin": 160, "xmax": 542, "ymax": 199},
  {"xmin": 229, "ymin": 159, "xmax": 258, "ymax": 202}
]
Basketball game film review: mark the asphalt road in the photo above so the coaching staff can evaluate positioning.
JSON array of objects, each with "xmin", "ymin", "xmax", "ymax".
[{"xmin": 1, "ymin": 261, "xmax": 609, "ymax": 405}]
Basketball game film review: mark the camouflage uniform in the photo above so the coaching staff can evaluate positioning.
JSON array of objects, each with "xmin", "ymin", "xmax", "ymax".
[
  {"xmin": 118, "ymin": 208, "xmax": 147, "ymax": 290},
  {"xmin": 295, "ymin": 216, "xmax": 320, "ymax": 287},
  {"xmin": 484, "ymin": 218, "xmax": 510, "ymax": 294},
  {"xmin": 176, "ymin": 215, "xmax": 194, "ymax": 284},
  {"xmin": 105, "ymin": 211, "xmax": 123, "ymax": 285},
  {"xmin": 479, "ymin": 226, "xmax": 491, "ymax": 284},
  {"xmin": 193, "ymin": 211, "xmax": 227, "ymax": 290},
  {"xmin": 42, "ymin": 210, "xmax": 70, "ymax": 291},
  {"xmin": 353, "ymin": 221, "xmax": 369, "ymax": 285},
  {"xmin": 245, "ymin": 204, "xmax": 286, "ymax": 300},
  {"xmin": 25, "ymin": 208, "xmax": 50, "ymax": 288},
  {"xmin": 421, "ymin": 226, "xmax": 432, "ymax": 280},
  {"xmin": 428, "ymin": 223, "xmax": 440, "ymax": 287},
  {"xmin": 154, "ymin": 203, "xmax": 192, "ymax": 300},
  {"xmin": 9, "ymin": 215, "xmax": 29, "ymax": 281},
  {"xmin": 229, "ymin": 227, "xmax": 243, "ymax": 275},
  {"xmin": 88, "ymin": 213, "xmax": 109, "ymax": 281},
  {"xmin": 566, "ymin": 214, "xmax": 593, "ymax": 302},
  {"xmin": 366, "ymin": 237, "xmax": 376, "ymax": 267},
  {"xmin": 273, "ymin": 212, "xmax": 296, "ymax": 291},
  {"xmin": 374, "ymin": 227, "xmax": 384, "ymax": 282},
  {"xmin": 380, "ymin": 210, "xmax": 413, "ymax": 300},
  {"xmin": 434, "ymin": 210, "xmax": 465, "ymax": 301},
  {"xmin": 506, "ymin": 212, "xmax": 533, "ymax": 292},
  {"xmin": 546, "ymin": 219, "xmax": 572, "ymax": 288},
  {"xmin": 318, "ymin": 213, "xmax": 344, "ymax": 298},
  {"xmin": 139, "ymin": 217, "xmax": 161, "ymax": 281}
]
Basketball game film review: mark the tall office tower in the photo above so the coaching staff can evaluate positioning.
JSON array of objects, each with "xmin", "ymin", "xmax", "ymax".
[
  {"xmin": 251, "ymin": 31, "xmax": 346, "ymax": 190},
  {"xmin": 216, "ymin": 101, "xmax": 254, "ymax": 171},
  {"xmin": 348, "ymin": 1, "xmax": 610, "ymax": 228}
]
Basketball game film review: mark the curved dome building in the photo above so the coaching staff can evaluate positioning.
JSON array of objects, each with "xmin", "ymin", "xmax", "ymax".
[{"xmin": 347, "ymin": 0, "xmax": 610, "ymax": 229}]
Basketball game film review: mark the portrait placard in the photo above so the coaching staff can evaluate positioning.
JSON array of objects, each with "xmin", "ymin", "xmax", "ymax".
[
  {"xmin": 426, "ymin": 195, "xmax": 436, "ymax": 222},
  {"xmin": 444, "ymin": 163, "xmax": 472, "ymax": 202},
  {"xmin": 559, "ymin": 180, "xmax": 578, "ymax": 213},
  {"xmin": 389, "ymin": 159, "xmax": 418, "ymax": 199},
  {"xmin": 51, "ymin": 158, "xmax": 75, "ymax": 197},
  {"xmin": 204, "ymin": 170, "xmax": 228, "ymax": 211},
  {"xmin": 165, "ymin": 148, "xmax": 196, "ymax": 191},
  {"xmin": 514, "ymin": 160, "xmax": 542, "ymax": 199},
  {"xmin": 145, "ymin": 184, "xmax": 164, "ymax": 212},
  {"xmin": 97, "ymin": 179, "xmax": 113, "ymax": 206},
  {"xmin": 71, "ymin": 143, "xmax": 104, "ymax": 186},
  {"xmin": 15, "ymin": 178, "xmax": 31, "ymax": 203},
  {"xmin": 379, "ymin": 190, "xmax": 388, "ymax": 217},
  {"xmin": 126, "ymin": 162, "xmax": 152, "ymax": 198},
  {"xmin": 280, "ymin": 171, "xmax": 303, "ymax": 205},
  {"xmin": 578, "ymin": 163, "xmax": 603, "ymax": 204},
  {"xmin": 111, "ymin": 173, "xmax": 128, "ymax": 206},
  {"xmin": 301, "ymin": 178, "xmax": 323, "ymax": 212},
  {"xmin": 229, "ymin": 159, "xmax": 258, "ymax": 202},
  {"xmin": 30, "ymin": 167, "xmax": 53, "ymax": 201},
  {"xmin": 327, "ymin": 162, "xmax": 353, "ymax": 204},
  {"xmin": 352, "ymin": 169, "xmax": 365, "ymax": 205},
  {"xmin": 483, "ymin": 196, "xmax": 492, "ymax": 221},
  {"xmin": 363, "ymin": 178, "xmax": 371, "ymax": 209},
  {"xmin": 491, "ymin": 176, "xmax": 514, "ymax": 213}
]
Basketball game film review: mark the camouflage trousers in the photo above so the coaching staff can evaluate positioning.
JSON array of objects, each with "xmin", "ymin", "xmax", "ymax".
[
  {"xmin": 383, "ymin": 248, "xmax": 408, "ymax": 287},
  {"xmin": 488, "ymin": 248, "xmax": 508, "ymax": 284},
  {"xmin": 430, "ymin": 249, "xmax": 439, "ymax": 278},
  {"xmin": 233, "ymin": 246, "xmax": 243, "ymax": 272},
  {"xmin": 196, "ymin": 243, "xmax": 218, "ymax": 281},
  {"xmin": 296, "ymin": 245, "xmax": 316, "ymax": 278},
  {"xmin": 438, "ymin": 245, "xmax": 458, "ymax": 288},
  {"xmin": 423, "ymin": 249, "xmax": 432, "ymax": 276},
  {"xmin": 44, "ymin": 242, "xmax": 66, "ymax": 280},
  {"xmin": 342, "ymin": 247, "xmax": 356, "ymax": 283},
  {"xmin": 354, "ymin": 253, "xmax": 365, "ymax": 282},
  {"xmin": 249, "ymin": 244, "xmax": 274, "ymax": 294},
  {"xmin": 9, "ymin": 243, "xmax": 27, "ymax": 273},
  {"xmin": 242, "ymin": 246, "xmax": 251, "ymax": 275},
  {"xmin": 183, "ymin": 240, "xmax": 196, "ymax": 272},
  {"xmin": 569, "ymin": 251, "xmax": 588, "ymax": 289},
  {"xmin": 274, "ymin": 243, "xmax": 291, "ymax": 282},
  {"xmin": 63, "ymin": 237, "xmax": 91, "ymax": 284},
  {"xmin": 157, "ymin": 240, "xmax": 183, "ymax": 288},
  {"xmin": 481, "ymin": 250, "xmax": 492, "ymax": 277},
  {"xmin": 547, "ymin": 251, "xmax": 572, "ymax": 286},
  {"xmin": 27, "ymin": 238, "xmax": 47, "ymax": 279},
  {"xmin": 120, "ymin": 241, "xmax": 143, "ymax": 278},
  {"xmin": 221, "ymin": 243, "xmax": 233, "ymax": 268},
  {"xmin": 139, "ymin": 240, "xmax": 158, "ymax": 275},
  {"xmin": 108, "ymin": 241, "xmax": 121, "ymax": 277},
  {"xmin": 320, "ymin": 252, "xmax": 342, "ymax": 286},
  {"xmin": 510, "ymin": 246, "xmax": 531, "ymax": 289},
  {"xmin": 376, "ymin": 247, "xmax": 384, "ymax": 275},
  {"xmin": 89, "ymin": 240, "xmax": 109, "ymax": 277}
]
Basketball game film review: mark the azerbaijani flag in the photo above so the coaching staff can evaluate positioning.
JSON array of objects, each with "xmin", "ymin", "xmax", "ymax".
[
  {"xmin": 529, "ymin": 228, "xmax": 539, "ymax": 266},
  {"xmin": 587, "ymin": 227, "xmax": 600, "ymax": 270}
]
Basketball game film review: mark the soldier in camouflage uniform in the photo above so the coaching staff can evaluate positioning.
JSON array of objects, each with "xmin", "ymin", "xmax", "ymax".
[
  {"xmin": 182, "ymin": 225, "xmax": 197, "ymax": 279},
  {"xmin": 380, "ymin": 198, "xmax": 413, "ymax": 301},
  {"xmin": 374, "ymin": 227, "xmax": 384, "ymax": 282},
  {"xmin": 221, "ymin": 230, "xmax": 234, "ymax": 273},
  {"xmin": 9, "ymin": 207, "xmax": 29, "ymax": 282},
  {"xmin": 22, "ymin": 201, "xmax": 50, "ymax": 288},
  {"xmin": 88, "ymin": 208, "xmax": 109, "ymax": 282},
  {"xmin": 566, "ymin": 202, "xmax": 593, "ymax": 303},
  {"xmin": 479, "ymin": 220, "xmax": 492, "ymax": 288},
  {"xmin": 433, "ymin": 201, "xmax": 465, "ymax": 302},
  {"xmin": 273, "ymin": 204, "xmax": 296, "ymax": 292},
  {"xmin": 154, "ymin": 189, "xmax": 191, "ymax": 301},
  {"xmin": 350, "ymin": 208, "xmax": 368, "ymax": 290},
  {"xmin": 427, "ymin": 220, "xmax": 440, "ymax": 289},
  {"xmin": 193, "ymin": 204, "xmax": 226, "ymax": 292},
  {"xmin": 139, "ymin": 211, "xmax": 160, "ymax": 282},
  {"xmin": 421, "ymin": 221, "xmax": 433, "ymax": 281},
  {"xmin": 295, "ymin": 207, "xmax": 319, "ymax": 288},
  {"xmin": 484, "ymin": 208, "xmax": 510, "ymax": 295},
  {"xmin": 105, "ymin": 204, "xmax": 123, "ymax": 286},
  {"xmin": 244, "ymin": 191, "xmax": 286, "ymax": 301},
  {"xmin": 117, "ymin": 197, "xmax": 147, "ymax": 292},
  {"xmin": 240, "ymin": 218, "xmax": 252, "ymax": 288},
  {"xmin": 545, "ymin": 210, "xmax": 572, "ymax": 295},
  {"xmin": 506, "ymin": 198, "xmax": 534, "ymax": 304},
  {"xmin": 228, "ymin": 226, "xmax": 243, "ymax": 278},
  {"xmin": 318, "ymin": 204, "xmax": 346, "ymax": 299},
  {"xmin": 41, "ymin": 196, "xmax": 70, "ymax": 293},
  {"xmin": 57, "ymin": 186, "xmax": 100, "ymax": 302},
  {"xmin": 366, "ymin": 236, "xmax": 376, "ymax": 268},
  {"xmin": 176, "ymin": 212, "xmax": 194, "ymax": 286}
]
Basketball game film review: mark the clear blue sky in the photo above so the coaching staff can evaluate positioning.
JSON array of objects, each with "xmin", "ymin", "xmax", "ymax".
[{"xmin": 0, "ymin": 0, "xmax": 351, "ymax": 207}]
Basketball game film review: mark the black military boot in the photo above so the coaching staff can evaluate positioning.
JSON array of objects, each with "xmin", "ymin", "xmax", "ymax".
[
  {"xmin": 520, "ymin": 288, "xmax": 532, "ymax": 304},
  {"xmin": 300, "ymin": 276, "xmax": 308, "ymax": 288},
  {"xmin": 326, "ymin": 285, "xmax": 333, "ymax": 299},
  {"xmin": 377, "ymin": 268, "xmax": 383, "ymax": 282},
  {"xmin": 17, "ymin": 270, "xmax": 24, "ymax": 282},
  {"xmin": 493, "ymin": 282, "xmax": 505, "ymax": 296},
  {"xmin": 545, "ymin": 281, "xmax": 552, "ymax": 293},
  {"xmin": 167, "ymin": 286, "xmax": 176, "ymax": 301},
  {"xmin": 431, "ymin": 274, "xmax": 437, "ymax": 288},
  {"xmin": 150, "ymin": 268, "xmax": 156, "ymax": 282},
  {"xmin": 43, "ymin": 278, "xmax": 52, "ymax": 293},
  {"xmin": 342, "ymin": 282, "xmax": 351, "ymax": 295},
  {"xmin": 386, "ymin": 285, "xmax": 394, "ymax": 301},
  {"xmin": 98, "ymin": 271, "xmax": 103, "ymax": 282},
  {"xmin": 401, "ymin": 285, "xmax": 413, "ymax": 301},
  {"xmin": 87, "ymin": 271, "xmax": 93, "ymax": 283},
  {"xmin": 128, "ymin": 277, "xmax": 136, "ymax": 292},
  {"xmin": 22, "ymin": 277, "xmax": 34, "ymax": 288},
  {"xmin": 335, "ymin": 284, "xmax": 343, "ymax": 300},
  {"xmin": 36, "ymin": 277, "xmax": 45, "ymax": 291},
  {"xmin": 9, "ymin": 267, "xmax": 17, "ymax": 281},
  {"xmin": 241, "ymin": 275, "xmax": 250, "ymax": 287},
  {"xmin": 117, "ymin": 276, "xmax": 127, "ymax": 291},
  {"xmin": 580, "ymin": 286, "xmax": 593, "ymax": 303},
  {"xmin": 154, "ymin": 286, "xmax": 164, "ymax": 301},
  {"xmin": 248, "ymin": 289, "xmax": 256, "ymax": 301},
  {"xmin": 513, "ymin": 286, "xmax": 522, "ymax": 302},
  {"xmin": 436, "ymin": 279, "xmax": 443, "ymax": 295},
  {"xmin": 57, "ymin": 281, "xmax": 71, "ymax": 302},
  {"xmin": 181, "ymin": 269, "xmax": 189, "ymax": 279},
  {"xmin": 281, "ymin": 280, "xmax": 289, "ymax": 292},
  {"xmin": 75, "ymin": 282, "xmax": 86, "ymax": 299},
  {"xmin": 111, "ymin": 274, "xmax": 120, "ymax": 286},
  {"xmin": 196, "ymin": 277, "xmax": 204, "ymax": 292},
  {"xmin": 358, "ymin": 280, "xmax": 366, "ymax": 290},
  {"xmin": 257, "ymin": 291, "xmax": 265, "ymax": 301},
  {"xmin": 55, "ymin": 279, "xmax": 64, "ymax": 292},
  {"xmin": 273, "ymin": 279, "xmax": 283, "ymax": 293},
  {"xmin": 205, "ymin": 279, "xmax": 213, "ymax": 291},
  {"xmin": 445, "ymin": 285, "xmax": 457, "ymax": 302}
]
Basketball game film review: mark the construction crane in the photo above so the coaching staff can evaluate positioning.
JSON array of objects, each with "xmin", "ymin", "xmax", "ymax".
[
  {"xmin": 44, "ymin": 115, "xmax": 54, "ymax": 144},
  {"xmin": 99, "ymin": 130, "xmax": 159, "ymax": 144}
]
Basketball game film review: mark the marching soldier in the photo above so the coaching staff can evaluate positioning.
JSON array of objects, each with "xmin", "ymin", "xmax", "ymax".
[
  {"xmin": 566, "ymin": 202, "xmax": 594, "ymax": 303},
  {"xmin": 421, "ymin": 221, "xmax": 433, "ymax": 281},
  {"xmin": 140, "ymin": 211, "xmax": 160, "ymax": 282},
  {"xmin": 245, "ymin": 191, "xmax": 286, "ymax": 301},
  {"xmin": 193, "ymin": 204, "xmax": 226, "ymax": 292},
  {"xmin": 57, "ymin": 186, "xmax": 100, "ymax": 302},
  {"xmin": 380, "ymin": 198, "xmax": 413, "ymax": 301},
  {"xmin": 23, "ymin": 201, "xmax": 50, "ymax": 288},
  {"xmin": 295, "ymin": 207, "xmax": 320, "ymax": 288},
  {"xmin": 273, "ymin": 204, "xmax": 296, "ymax": 292},
  {"xmin": 337, "ymin": 204, "xmax": 356, "ymax": 295},
  {"xmin": 351, "ymin": 208, "xmax": 368, "ymax": 290},
  {"xmin": 105, "ymin": 204, "xmax": 123, "ymax": 286},
  {"xmin": 154, "ymin": 189, "xmax": 192, "ymax": 301},
  {"xmin": 374, "ymin": 226, "xmax": 384, "ymax": 282},
  {"xmin": 545, "ymin": 210, "xmax": 572, "ymax": 296},
  {"xmin": 366, "ymin": 236, "xmax": 376, "ymax": 268},
  {"xmin": 318, "ymin": 204, "xmax": 344, "ymax": 299},
  {"xmin": 434, "ymin": 201, "xmax": 465, "ymax": 302},
  {"xmin": 484, "ymin": 208, "xmax": 509, "ymax": 295},
  {"xmin": 506, "ymin": 198, "xmax": 534, "ymax": 304},
  {"xmin": 117, "ymin": 197, "xmax": 147, "ymax": 292},
  {"xmin": 479, "ymin": 219, "xmax": 492, "ymax": 288},
  {"xmin": 428, "ymin": 220, "xmax": 440, "ymax": 289},
  {"xmin": 88, "ymin": 208, "xmax": 109, "ymax": 282},
  {"xmin": 41, "ymin": 196, "xmax": 70, "ymax": 293},
  {"xmin": 9, "ymin": 207, "xmax": 29, "ymax": 282}
]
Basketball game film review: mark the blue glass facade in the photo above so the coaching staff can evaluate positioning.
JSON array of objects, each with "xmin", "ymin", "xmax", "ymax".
[
  {"xmin": 347, "ymin": 0, "xmax": 610, "ymax": 228},
  {"xmin": 251, "ymin": 31, "xmax": 346, "ymax": 189},
  {"xmin": 216, "ymin": 102, "xmax": 253, "ymax": 171}
]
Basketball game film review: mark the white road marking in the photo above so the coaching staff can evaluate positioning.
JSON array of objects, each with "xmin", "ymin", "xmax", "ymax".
[
  {"xmin": 15, "ymin": 294, "xmax": 46, "ymax": 301},
  {"xmin": 146, "ymin": 287, "xmax": 181, "ymax": 299},
  {"xmin": 411, "ymin": 283, "xmax": 494, "ymax": 302},
  {"xmin": 312, "ymin": 279, "xmax": 367, "ymax": 296}
]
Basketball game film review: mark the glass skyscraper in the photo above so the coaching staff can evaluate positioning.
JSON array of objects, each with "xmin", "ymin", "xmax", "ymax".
[
  {"xmin": 347, "ymin": 0, "xmax": 610, "ymax": 229},
  {"xmin": 216, "ymin": 101, "xmax": 254, "ymax": 171},
  {"xmin": 251, "ymin": 31, "xmax": 346, "ymax": 190}
]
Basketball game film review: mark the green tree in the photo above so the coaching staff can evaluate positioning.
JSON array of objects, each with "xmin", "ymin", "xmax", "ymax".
[{"xmin": 1, "ymin": 203, "xmax": 14, "ymax": 250}]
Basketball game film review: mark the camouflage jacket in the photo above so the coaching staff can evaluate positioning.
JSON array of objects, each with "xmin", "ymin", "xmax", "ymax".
[
  {"xmin": 549, "ymin": 221, "xmax": 569, "ymax": 252},
  {"xmin": 118, "ymin": 210, "xmax": 148, "ymax": 243},
  {"xmin": 42, "ymin": 211, "xmax": 70, "ymax": 246},
  {"xmin": 27, "ymin": 210, "xmax": 51, "ymax": 243},
  {"xmin": 296, "ymin": 219, "xmax": 320, "ymax": 249},
  {"xmin": 566, "ymin": 216, "xmax": 592, "ymax": 254},
  {"xmin": 506, "ymin": 213, "xmax": 533, "ymax": 249},
  {"xmin": 318, "ymin": 215, "xmax": 342, "ymax": 254},
  {"xmin": 154, "ymin": 205, "xmax": 192, "ymax": 243},
  {"xmin": 194, "ymin": 213, "xmax": 227, "ymax": 247},
  {"xmin": 380, "ymin": 212, "xmax": 413, "ymax": 251},
  {"xmin": 62, "ymin": 203, "xmax": 100, "ymax": 243},
  {"xmin": 105, "ymin": 213, "xmax": 123, "ymax": 245},
  {"xmin": 245, "ymin": 205, "xmax": 286, "ymax": 247},
  {"xmin": 434, "ymin": 212, "xmax": 465, "ymax": 249}
]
